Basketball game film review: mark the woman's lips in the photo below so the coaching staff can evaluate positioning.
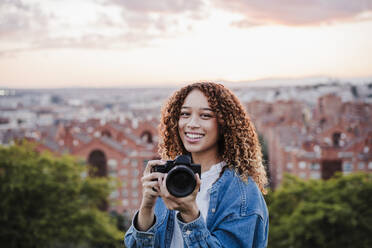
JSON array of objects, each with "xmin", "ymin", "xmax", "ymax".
[{"xmin": 184, "ymin": 132, "xmax": 204, "ymax": 142}]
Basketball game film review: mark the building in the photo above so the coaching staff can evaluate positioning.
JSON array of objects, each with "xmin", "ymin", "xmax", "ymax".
[
  {"xmin": 246, "ymin": 93, "xmax": 372, "ymax": 188},
  {"xmin": 27, "ymin": 118, "xmax": 159, "ymax": 214}
]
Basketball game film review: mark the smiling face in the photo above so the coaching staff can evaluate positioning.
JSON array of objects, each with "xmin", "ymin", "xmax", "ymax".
[{"xmin": 178, "ymin": 89, "xmax": 219, "ymax": 160}]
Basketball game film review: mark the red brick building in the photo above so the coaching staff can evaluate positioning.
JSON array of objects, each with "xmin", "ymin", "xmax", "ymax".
[
  {"xmin": 246, "ymin": 94, "xmax": 372, "ymax": 188},
  {"xmin": 32, "ymin": 118, "xmax": 159, "ymax": 214}
]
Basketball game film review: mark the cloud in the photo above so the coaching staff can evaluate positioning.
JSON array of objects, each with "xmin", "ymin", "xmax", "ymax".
[
  {"xmin": 103, "ymin": 0, "xmax": 203, "ymax": 14},
  {"xmin": 0, "ymin": 0, "xmax": 50, "ymax": 39},
  {"xmin": 215, "ymin": 0, "xmax": 372, "ymax": 26},
  {"xmin": 0, "ymin": 0, "xmax": 207, "ymax": 56},
  {"xmin": 5, "ymin": 0, "xmax": 370, "ymax": 57},
  {"xmin": 101, "ymin": 0, "xmax": 206, "ymax": 35}
]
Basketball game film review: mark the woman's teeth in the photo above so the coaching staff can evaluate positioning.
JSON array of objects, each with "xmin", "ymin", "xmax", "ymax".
[{"xmin": 186, "ymin": 133, "xmax": 204, "ymax": 139}]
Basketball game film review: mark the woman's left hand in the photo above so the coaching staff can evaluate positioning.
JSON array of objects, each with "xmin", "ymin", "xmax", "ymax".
[{"xmin": 159, "ymin": 173, "xmax": 201, "ymax": 223}]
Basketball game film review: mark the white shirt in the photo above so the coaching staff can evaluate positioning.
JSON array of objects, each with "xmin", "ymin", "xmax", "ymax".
[{"xmin": 170, "ymin": 161, "xmax": 226, "ymax": 248}]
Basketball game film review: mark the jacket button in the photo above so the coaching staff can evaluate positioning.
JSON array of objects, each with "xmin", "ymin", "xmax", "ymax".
[{"xmin": 211, "ymin": 208, "xmax": 216, "ymax": 213}]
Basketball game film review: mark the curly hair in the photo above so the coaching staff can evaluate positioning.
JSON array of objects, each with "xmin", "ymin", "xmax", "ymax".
[{"xmin": 158, "ymin": 82, "xmax": 268, "ymax": 194}]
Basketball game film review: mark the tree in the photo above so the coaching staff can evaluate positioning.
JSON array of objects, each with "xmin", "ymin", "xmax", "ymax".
[
  {"xmin": 265, "ymin": 173, "xmax": 372, "ymax": 248},
  {"xmin": 0, "ymin": 142, "xmax": 123, "ymax": 248},
  {"xmin": 110, "ymin": 210, "xmax": 132, "ymax": 234},
  {"xmin": 258, "ymin": 133, "xmax": 271, "ymax": 186}
]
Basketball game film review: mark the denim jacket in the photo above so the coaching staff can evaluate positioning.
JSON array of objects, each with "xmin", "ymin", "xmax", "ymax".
[{"xmin": 125, "ymin": 169, "xmax": 269, "ymax": 248}]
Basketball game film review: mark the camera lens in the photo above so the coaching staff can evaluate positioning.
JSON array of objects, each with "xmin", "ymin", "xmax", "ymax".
[{"xmin": 166, "ymin": 165, "xmax": 196, "ymax": 197}]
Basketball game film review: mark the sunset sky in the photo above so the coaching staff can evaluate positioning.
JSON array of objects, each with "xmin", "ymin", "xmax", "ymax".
[{"xmin": 1, "ymin": 0, "xmax": 372, "ymax": 88}]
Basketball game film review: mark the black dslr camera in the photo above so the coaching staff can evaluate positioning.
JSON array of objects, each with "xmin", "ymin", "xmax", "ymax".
[{"xmin": 151, "ymin": 155, "xmax": 201, "ymax": 197}]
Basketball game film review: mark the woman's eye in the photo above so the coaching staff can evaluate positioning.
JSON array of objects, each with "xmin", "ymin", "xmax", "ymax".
[
  {"xmin": 201, "ymin": 113, "xmax": 213, "ymax": 118},
  {"xmin": 180, "ymin": 112, "xmax": 190, "ymax": 117}
]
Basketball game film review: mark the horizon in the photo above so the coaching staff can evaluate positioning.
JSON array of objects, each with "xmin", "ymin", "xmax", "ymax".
[{"xmin": 1, "ymin": 75, "xmax": 372, "ymax": 90}]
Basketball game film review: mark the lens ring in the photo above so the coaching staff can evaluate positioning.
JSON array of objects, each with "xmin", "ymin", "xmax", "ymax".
[{"xmin": 166, "ymin": 165, "xmax": 196, "ymax": 197}]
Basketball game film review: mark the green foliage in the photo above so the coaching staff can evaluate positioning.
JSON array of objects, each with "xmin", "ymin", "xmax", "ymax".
[
  {"xmin": 258, "ymin": 133, "xmax": 269, "ymax": 166},
  {"xmin": 258, "ymin": 133, "xmax": 271, "ymax": 181},
  {"xmin": 110, "ymin": 211, "xmax": 132, "ymax": 233},
  {"xmin": 0, "ymin": 142, "xmax": 123, "ymax": 248},
  {"xmin": 266, "ymin": 173, "xmax": 372, "ymax": 248}
]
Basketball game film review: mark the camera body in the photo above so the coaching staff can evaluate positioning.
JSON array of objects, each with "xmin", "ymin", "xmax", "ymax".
[{"xmin": 151, "ymin": 155, "xmax": 201, "ymax": 197}]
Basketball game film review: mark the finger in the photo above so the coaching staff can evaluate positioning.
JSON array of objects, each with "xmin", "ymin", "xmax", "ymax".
[
  {"xmin": 143, "ymin": 187, "xmax": 159, "ymax": 197},
  {"xmin": 157, "ymin": 174, "xmax": 164, "ymax": 188},
  {"xmin": 144, "ymin": 160, "xmax": 161, "ymax": 175},
  {"xmin": 143, "ymin": 180, "xmax": 161, "ymax": 190},
  {"xmin": 143, "ymin": 180, "xmax": 161, "ymax": 195},
  {"xmin": 144, "ymin": 160, "xmax": 166, "ymax": 175},
  {"xmin": 160, "ymin": 173, "xmax": 167, "ymax": 190},
  {"xmin": 195, "ymin": 173, "xmax": 201, "ymax": 187},
  {"xmin": 141, "ymin": 172, "xmax": 164, "ymax": 183},
  {"xmin": 159, "ymin": 173, "xmax": 171, "ymax": 198},
  {"xmin": 190, "ymin": 173, "xmax": 201, "ymax": 196}
]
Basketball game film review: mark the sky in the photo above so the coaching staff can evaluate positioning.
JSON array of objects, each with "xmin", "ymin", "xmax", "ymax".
[{"xmin": 1, "ymin": 0, "xmax": 372, "ymax": 88}]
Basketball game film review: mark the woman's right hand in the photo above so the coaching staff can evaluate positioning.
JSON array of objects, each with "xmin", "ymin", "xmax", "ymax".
[
  {"xmin": 137, "ymin": 160, "xmax": 165, "ymax": 231},
  {"xmin": 140, "ymin": 160, "xmax": 165, "ymax": 208}
]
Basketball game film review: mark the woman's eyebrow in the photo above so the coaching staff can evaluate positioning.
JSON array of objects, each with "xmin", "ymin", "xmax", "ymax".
[{"xmin": 181, "ymin": 106, "xmax": 213, "ymax": 111}]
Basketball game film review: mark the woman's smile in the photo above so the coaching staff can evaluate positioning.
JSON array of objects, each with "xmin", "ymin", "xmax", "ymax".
[{"xmin": 184, "ymin": 132, "xmax": 205, "ymax": 142}]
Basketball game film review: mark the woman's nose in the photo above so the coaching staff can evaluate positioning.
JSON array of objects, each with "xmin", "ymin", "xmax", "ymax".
[{"xmin": 186, "ymin": 115, "xmax": 200, "ymax": 128}]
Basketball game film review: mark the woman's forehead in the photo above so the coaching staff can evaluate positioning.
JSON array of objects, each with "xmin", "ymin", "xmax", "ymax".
[{"xmin": 182, "ymin": 89, "xmax": 211, "ymax": 108}]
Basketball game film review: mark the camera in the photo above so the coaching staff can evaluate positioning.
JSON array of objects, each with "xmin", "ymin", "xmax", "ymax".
[{"xmin": 151, "ymin": 155, "xmax": 201, "ymax": 197}]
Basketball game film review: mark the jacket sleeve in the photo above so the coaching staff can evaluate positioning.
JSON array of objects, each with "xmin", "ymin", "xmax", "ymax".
[
  {"xmin": 124, "ymin": 211, "xmax": 158, "ymax": 248},
  {"xmin": 176, "ymin": 211, "xmax": 268, "ymax": 248}
]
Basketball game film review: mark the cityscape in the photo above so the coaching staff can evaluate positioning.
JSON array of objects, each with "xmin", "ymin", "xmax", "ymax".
[
  {"xmin": 1, "ymin": 80, "xmax": 371, "ymax": 214},
  {"xmin": 2, "ymin": 0, "xmax": 372, "ymax": 246}
]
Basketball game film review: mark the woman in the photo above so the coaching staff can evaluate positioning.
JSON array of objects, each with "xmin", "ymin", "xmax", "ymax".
[{"xmin": 125, "ymin": 82, "xmax": 269, "ymax": 247}]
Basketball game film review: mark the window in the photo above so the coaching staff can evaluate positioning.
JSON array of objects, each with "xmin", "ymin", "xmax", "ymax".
[
  {"xmin": 131, "ymin": 179, "xmax": 138, "ymax": 188},
  {"xmin": 299, "ymin": 172, "xmax": 306, "ymax": 178},
  {"xmin": 332, "ymin": 132, "xmax": 341, "ymax": 147},
  {"xmin": 131, "ymin": 159, "xmax": 138, "ymax": 167},
  {"xmin": 310, "ymin": 163, "xmax": 320, "ymax": 170},
  {"xmin": 342, "ymin": 162, "xmax": 353, "ymax": 174},
  {"xmin": 101, "ymin": 130, "xmax": 111, "ymax": 138},
  {"xmin": 110, "ymin": 190, "xmax": 119, "ymax": 199},
  {"xmin": 108, "ymin": 159, "xmax": 117, "ymax": 169},
  {"xmin": 119, "ymin": 168, "xmax": 128, "ymax": 176},
  {"xmin": 310, "ymin": 171, "xmax": 321, "ymax": 179},
  {"xmin": 358, "ymin": 162, "xmax": 365, "ymax": 170},
  {"xmin": 122, "ymin": 199, "xmax": 129, "ymax": 206},
  {"xmin": 299, "ymin": 161, "xmax": 307, "ymax": 169},
  {"xmin": 286, "ymin": 163, "xmax": 293, "ymax": 170},
  {"xmin": 121, "ymin": 190, "xmax": 128, "ymax": 197},
  {"xmin": 132, "ymin": 168, "xmax": 139, "ymax": 176},
  {"xmin": 132, "ymin": 199, "xmax": 139, "ymax": 206},
  {"xmin": 368, "ymin": 162, "xmax": 372, "ymax": 170}
]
